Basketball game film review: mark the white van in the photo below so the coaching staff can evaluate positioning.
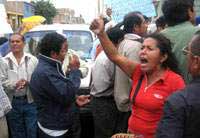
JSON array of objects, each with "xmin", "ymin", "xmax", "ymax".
[
  {"xmin": 24, "ymin": 24, "xmax": 95, "ymax": 92},
  {"xmin": 0, "ymin": 4, "xmax": 13, "ymax": 36}
]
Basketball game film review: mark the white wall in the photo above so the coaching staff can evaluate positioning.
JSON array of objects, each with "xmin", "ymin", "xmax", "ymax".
[{"xmin": 0, "ymin": 4, "xmax": 13, "ymax": 35}]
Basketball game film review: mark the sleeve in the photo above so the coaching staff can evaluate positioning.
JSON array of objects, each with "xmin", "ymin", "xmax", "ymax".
[
  {"xmin": 131, "ymin": 64, "xmax": 142, "ymax": 81},
  {"xmin": 104, "ymin": 58, "xmax": 115, "ymax": 80},
  {"xmin": 66, "ymin": 69, "xmax": 81, "ymax": 89},
  {"xmin": 124, "ymin": 41, "xmax": 141, "ymax": 63},
  {"xmin": 0, "ymin": 80, "xmax": 12, "ymax": 116},
  {"xmin": 0, "ymin": 58, "xmax": 15, "ymax": 91},
  {"xmin": 124, "ymin": 41, "xmax": 142, "ymax": 80},
  {"xmin": 40, "ymin": 71, "xmax": 80, "ymax": 107},
  {"xmin": 171, "ymin": 75, "xmax": 185, "ymax": 93},
  {"xmin": 156, "ymin": 93, "xmax": 185, "ymax": 138}
]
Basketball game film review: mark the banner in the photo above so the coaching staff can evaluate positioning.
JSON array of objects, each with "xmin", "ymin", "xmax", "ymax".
[{"xmin": 104, "ymin": 0, "xmax": 156, "ymax": 22}]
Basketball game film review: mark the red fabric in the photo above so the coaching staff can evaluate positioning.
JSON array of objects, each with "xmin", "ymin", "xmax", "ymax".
[{"xmin": 128, "ymin": 65, "xmax": 185, "ymax": 138}]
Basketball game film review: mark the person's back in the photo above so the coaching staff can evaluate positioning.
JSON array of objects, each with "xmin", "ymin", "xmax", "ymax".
[
  {"xmin": 90, "ymin": 26, "xmax": 125, "ymax": 138},
  {"xmin": 169, "ymin": 81, "xmax": 200, "ymax": 137},
  {"xmin": 183, "ymin": 81, "xmax": 200, "ymax": 137},
  {"xmin": 114, "ymin": 12, "xmax": 147, "ymax": 112},
  {"xmin": 157, "ymin": 79, "xmax": 200, "ymax": 138},
  {"xmin": 115, "ymin": 35, "xmax": 141, "ymax": 111},
  {"xmin": 162, "ymin": 22, "xmax": 199, "ymax": 82},
  {"xmin": 161, "ymin": 0, "xmax": 200, "ymax": 83}
]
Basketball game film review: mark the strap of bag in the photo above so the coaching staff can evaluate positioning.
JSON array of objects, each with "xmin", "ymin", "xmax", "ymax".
[
  {"xmin": 131, "ymin": 75, "xmax": 144, "ymax": 104},
  {"xmin": 134, "ymin": 38, "xmax": 144, "ymax": 43},
  {"xmin": 7, "ymin": 58, "xmax": 14, "ymax": 70},
  {"xmin": 24, "ymin": 56, "xmax": 29, "ymax": 80}
]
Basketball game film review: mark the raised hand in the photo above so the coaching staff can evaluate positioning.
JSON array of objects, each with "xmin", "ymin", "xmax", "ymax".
[
  {"xmin": 68, "ymin": 54, "xmax": 80, "ymax": 71},
  {"xmin": 89, "ymin": 18, "xmax": 105, "ymax": 35}
]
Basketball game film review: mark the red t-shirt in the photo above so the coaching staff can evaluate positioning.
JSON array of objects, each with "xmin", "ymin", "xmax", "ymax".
[{"xmin": 128, "ymin": 65, "xmax": 185, "ymax": 138}]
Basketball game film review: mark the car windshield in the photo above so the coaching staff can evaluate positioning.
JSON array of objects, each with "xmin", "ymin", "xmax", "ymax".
[
  {"xmin": 24, "ymin": 31, "xmax": 55, "ymax": 55},
  {"xmin": 24, "ymin": 30, "xmax": 93, "ymax": 59},
  {"xmin": 63, "ymin": 30, "xmax": 93, "ymax": 59}
]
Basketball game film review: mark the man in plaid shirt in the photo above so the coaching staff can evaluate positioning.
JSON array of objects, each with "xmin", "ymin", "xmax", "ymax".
[{"xmin": 0, "ymin": 78, "xmax": 12, "ymax": 138}]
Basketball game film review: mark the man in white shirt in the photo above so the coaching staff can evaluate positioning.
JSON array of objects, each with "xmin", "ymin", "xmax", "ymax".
[{"xmin": 1, "ymin": 33, "xmax": 38, "ymax": 138}]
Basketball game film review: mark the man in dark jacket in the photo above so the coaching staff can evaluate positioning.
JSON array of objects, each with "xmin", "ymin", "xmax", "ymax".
[
  {"xmin": 156, "ymin": 30, "xmax": 200, "ymax": 138},
  {"xmin": 30, "ymin": 33, "xmax": 90, "ymax": 138}
]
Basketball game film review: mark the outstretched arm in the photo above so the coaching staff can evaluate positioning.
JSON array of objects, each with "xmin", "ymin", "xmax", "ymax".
[{"xmin": 90, "ymin": 18, "xmax": 138, "ymax": 78}]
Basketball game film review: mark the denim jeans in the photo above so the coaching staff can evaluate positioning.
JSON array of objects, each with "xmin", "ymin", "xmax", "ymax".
[{"xmin": 6, "ymin": 96, "xmax": 37, "ymax": 138}]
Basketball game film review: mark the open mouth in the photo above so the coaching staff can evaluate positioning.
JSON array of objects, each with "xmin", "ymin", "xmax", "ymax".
[{"xmin": 140, "ymin": 58, "xmax": 148, "ymax": 64}]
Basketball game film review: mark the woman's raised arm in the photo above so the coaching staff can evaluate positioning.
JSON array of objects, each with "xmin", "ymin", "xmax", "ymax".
[{"xmin": 90, "ymin": 18, "xmax": 138, "ymax": 78}]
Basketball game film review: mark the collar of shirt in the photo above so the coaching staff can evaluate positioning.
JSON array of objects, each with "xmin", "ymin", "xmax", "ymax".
[
  {"xmin": 5, "ymin": 52, "xmax": 30, "ymax": 67},
  {"xmin": 124, "ymin": 33, "xmax": 141, "ymax": 41}
]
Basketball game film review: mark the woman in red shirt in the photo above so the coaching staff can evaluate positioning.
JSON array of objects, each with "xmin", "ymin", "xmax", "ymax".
[{"xmin": 90, "ymin": 19, "xmax": 185, "ymax": 138}]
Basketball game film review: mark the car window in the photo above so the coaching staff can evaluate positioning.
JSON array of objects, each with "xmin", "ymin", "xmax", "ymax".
[
  {"xmin": 24, "ymin": 31, "xmax": 55, "ymax": 55},
  {"xmin": 63, "ymin": 30, "xmax": 93, "ymax": 60},
  {"xmin": 24, "ymin": 30, "xmax": 93, "ymax": 60}
]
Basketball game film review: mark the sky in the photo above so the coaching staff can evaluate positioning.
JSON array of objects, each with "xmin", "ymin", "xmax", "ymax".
[
  {"xmin": 52, "ymin": 0, "xmax": 97, "ymax": 23},
  {"xmin": 7, "ymin": 0, "xmax": 98, "ymax": 23}
]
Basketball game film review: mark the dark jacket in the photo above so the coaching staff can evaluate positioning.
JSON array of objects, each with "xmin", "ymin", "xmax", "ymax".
[
  {"xmin": 30, "ymin": 54, "xmax": 81, "ymax": 130},
  {"xmin": 156, "ymin": 76, "xmax": 200, "ymax": 138}
]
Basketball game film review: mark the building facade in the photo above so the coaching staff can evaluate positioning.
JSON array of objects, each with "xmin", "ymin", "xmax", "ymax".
[
  {"xmin": 0, "ymin": 0, "xmax": 6, "ymax": 4},
  {"xmin": 5, "ymin": 1, "xmax": 34, "ymax": 31},
  {"xmin": 53, "ymin": 8, "xmax": 85, "ymax": 24}
]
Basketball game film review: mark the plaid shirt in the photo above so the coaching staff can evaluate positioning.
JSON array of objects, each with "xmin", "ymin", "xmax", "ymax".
[{"xmin": 0, "ymin": 80, "xmax": 11, "ymax": 118}]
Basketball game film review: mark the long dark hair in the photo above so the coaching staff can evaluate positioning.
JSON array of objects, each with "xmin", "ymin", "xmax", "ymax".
[
  {"xmin": 106, "ymin": 25, "xmax": 125, "ymax": 45},
  {"xmin": 145, "ymin": 33, "xmax": 180, "ymax": 74}
]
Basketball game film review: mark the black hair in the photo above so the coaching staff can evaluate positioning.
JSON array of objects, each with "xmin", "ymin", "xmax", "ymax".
[
  {"xmin": 155, "ymin": 16, "xmax": 166, "ymax": 29},
  {"xmin": 162, "ymin": 0, "xmax": 194, "ymax": 26},
  {"xmin": 103, "ymin": 17, "xmax": 109, "ymax": 25},
  {"xmin": 0, "ymin": 37, "xmax": 8, "ymax": 45},
  {"xmin": 145, "ymin": 33, "xmax": 180, "ymax": 74},
  {"xmin": 143, "ymin": 15, "xmax": 150, "ymax": 23},
  {"xmin": 9, "ymin": 33, "xmax": 25, "ymax": 42},
  {"xmin": 190, "ymin": 30, "xmax": 200, "ymax": 56},
  {"xmin": 106, "ymin": 25, "xmax": 125, "ymax": 45},
  {"xmin": 122, "ymin": 11, "xmax": 143, "ymax": 33},
  {"xmin": 38, "ymin": 32, "xmax": 66, "ymax": 57}
]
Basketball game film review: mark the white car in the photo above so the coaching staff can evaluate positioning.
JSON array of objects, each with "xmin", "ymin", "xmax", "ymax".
[{"xmin": 24, "ymin": 23, "xmax": 95, "ymax": 92}]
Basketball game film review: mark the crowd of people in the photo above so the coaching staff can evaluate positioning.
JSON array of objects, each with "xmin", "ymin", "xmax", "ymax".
[{"xmin": 0, "ymin": 0, "xmax": 200, "ymax": 138}]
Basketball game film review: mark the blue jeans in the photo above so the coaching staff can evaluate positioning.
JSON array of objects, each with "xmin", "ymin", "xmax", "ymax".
[{"xmin": 6, "ymin": 96, "xmax": 37, "ymax": 138}]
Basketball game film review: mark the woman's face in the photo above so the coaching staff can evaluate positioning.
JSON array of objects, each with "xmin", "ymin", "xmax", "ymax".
[{"xmin": 139, "ymin": 37, "xmax": 166, "ymax": 73}]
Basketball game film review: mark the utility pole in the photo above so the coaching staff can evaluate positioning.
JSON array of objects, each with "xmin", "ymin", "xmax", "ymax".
[{"xmin": 97, "ymin": 0, "xmax": 100, "ymax": 15}]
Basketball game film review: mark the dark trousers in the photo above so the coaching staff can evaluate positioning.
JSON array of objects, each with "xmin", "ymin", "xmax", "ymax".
[
  {"xmin": 91, "ymin": 96, "xmax": 119, "ymax": 138},
  {"xmin": 115, "ymin": 110, "xmax": 131, "ymax": 133},
  {"xmin": 6, "ymin": 97, "xmax": 37, "ymax": 138},
  {"xmin": 38, "ymin": 127, "xmax": 74, "ymax": 138}
]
